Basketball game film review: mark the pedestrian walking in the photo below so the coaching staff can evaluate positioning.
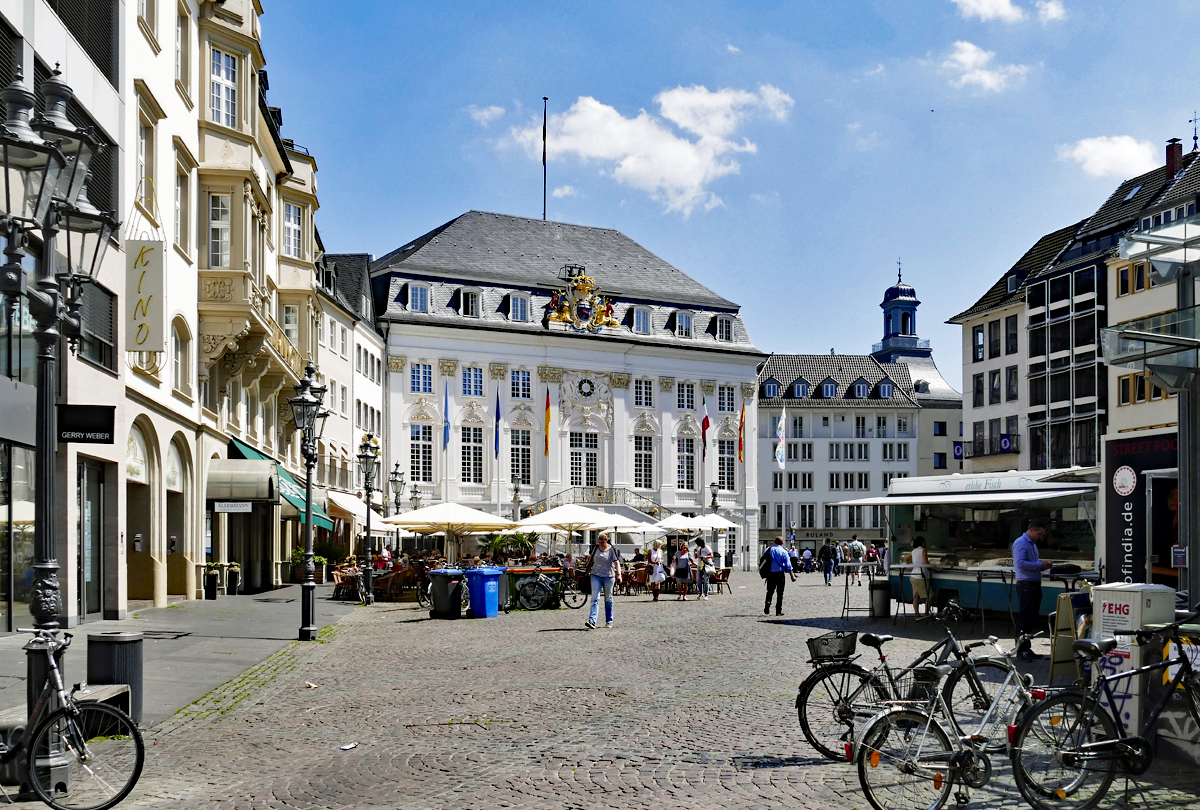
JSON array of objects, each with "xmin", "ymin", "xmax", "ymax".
[
  {"xmin": 1013, "ymin": 519, "xmax": 1052, "ymax": 661},
  {"xmin": 695, "ymin": 538, "xmax": 714, "ymax": 600},
  {"xmin": 763, "ymin": 536, "xmax": 796, "ymax": 616},
  {"xmin": 788, "ymin": 543, "xmax": 800, "ymax": 571},
  {"xmin": 672, "ymin": 541, "xmax": 694, "ymax": 600},
  {"xmin": 802, "ymin": 547, "xmax": 813, "ymax": 573},
  {"xmin": 818, "ymin": 538, "xmax": 835, "ymax": 585},
  {"xmin": 848, "ymin": 534, "xmax": 865, "ymax": 585},
  {"xmin": 647, "ymin": 540, "xmax": 666, "ymax": 601},
  {"xmin": 584, "ymin": 533, "xmax": 623, "ymax": 629},
  {"xmin": 910, "ymin": 536, "xmax": 931, "ymax": 618}
]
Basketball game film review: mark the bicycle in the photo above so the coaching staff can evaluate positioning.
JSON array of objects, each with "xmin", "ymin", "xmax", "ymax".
[
  {"xmin": 0, "ymin": 629, "xmax": 144, "ymax": 810},
  {"xmin": 796, "ymin": 601, "xmax": 1022, "ymax": 759},
  {"xmin": 517, "ymin": 564, "xmax": 587, "ymax": 611},
  {"xmin": 852, "ymin": 633, "xmax": 1039, "ymax": 810},
  {"xmin": 1010, "ymin": 603, "xmax": 1200, "ymax": 810}
]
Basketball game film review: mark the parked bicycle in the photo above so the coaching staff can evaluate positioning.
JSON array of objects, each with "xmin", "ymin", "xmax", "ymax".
[
  {"xmin": 852, "ymin": 632, "xmax": 1039, "ymax": 810},
  {"xmin": 0, "ymin": 629, "xmax": 144, "ymax": 810},
  {"xmin": 1010, "ymin": 603, "xmax": 1200, "ymax": 810},
  {"xmin": 517, "ymin": 564, "xmax": 587, "ymax": 611},
  {"xmin": 796, "ymin": 601, "xmax": 1023, "ymax": 759}
]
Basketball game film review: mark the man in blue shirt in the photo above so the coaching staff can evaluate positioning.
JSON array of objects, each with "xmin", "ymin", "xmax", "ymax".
[
  {"xmin": 764, "ymin": 536, "xmax": 797, "ymax": 616},
  {"xmin": 1013, "ymin": 518, "xmax": 1052, "ymax": 661}
]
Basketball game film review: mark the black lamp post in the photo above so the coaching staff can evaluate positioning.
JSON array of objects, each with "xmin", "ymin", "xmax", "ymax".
[
  {"xmin": 356, "ymin": 432, "xmax": 379, "ymax": 605},
  {"xmin": 709, "ymin": 480, "xmax": 719, "ymax": 512},
  {"xmin": 388, "ymin": 462, "xmax": 405, "ymax": 552},
  {"xmin": 0, "ymin": 68, "xmax": 117, "ymax": 720},
  {"xmin": 289, "ymin": 364, "xmax": 328, "ymax": 640},
  {"xmin": 511, "ymin": 476, "xmax": 522, "ymax": 521}
]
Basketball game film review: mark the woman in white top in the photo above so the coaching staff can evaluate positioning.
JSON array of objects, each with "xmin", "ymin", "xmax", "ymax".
[
  {"xmin": 910, "ymin": 536, "xmax": 930, "ymax": 618},
  {"xmin": 672, "ymin": 542, "xmax": 693, "ymax": 601},
  {"xmin": 647, "ymin": 540, "xmax": 666, "ymax": 602}
]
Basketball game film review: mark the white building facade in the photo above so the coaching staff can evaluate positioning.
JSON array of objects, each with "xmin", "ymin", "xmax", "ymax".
[{"xmin": 373, "ymin": 212, "xmax": 763, "ymax": 565}]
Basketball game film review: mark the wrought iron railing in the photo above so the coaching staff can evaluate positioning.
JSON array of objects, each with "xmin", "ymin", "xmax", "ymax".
[{"xmin": 520, "ymin": 487, "xmax": 675, "ymax": 520}]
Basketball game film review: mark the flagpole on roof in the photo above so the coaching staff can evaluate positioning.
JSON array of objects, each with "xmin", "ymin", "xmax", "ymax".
[{"xmin": 542, "ymin": 96, "xmax": 548, "ymax": 221}]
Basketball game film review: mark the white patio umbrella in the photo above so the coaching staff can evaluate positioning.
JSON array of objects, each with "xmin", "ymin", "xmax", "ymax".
[
  {"xmin": 688, "ymin": 513, "xmax": 739, "ymax": 531},
  {"xmin": 519, "ymin": 503, "xmax": 614, "ymax": 554},
  {"xmin": 586, "ymin": 513, "xmax": 645, "ymax": 531},
  {"xmin": 381, "ymin": 502, "xmax": 516, "ymax": 561},
  {"xmin": 653, "ymin": 513, "xmax": 706, "ymax": 532}
]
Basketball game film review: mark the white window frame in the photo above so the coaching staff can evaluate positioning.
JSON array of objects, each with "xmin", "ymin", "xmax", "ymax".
[
  {"xmin": 633, "ymin": 435, "xmax": 653, "ymax": 489},
  {"xmin": 677, "ymin": 437, "xmax": 695, "ymax": 490},
  {"xmin": 633, "ymin": 308, "xmax": 651, "ymax": 334},
  {"xmin": 822, "ymin": 381, "xmax": 836, "ymax": 398},
  {"xmin": 675, "ymin": 311, "xmax": 693, "ymax": 338},
  {"xmin": 283, "ymin": 202, "xmax": 302, "ymax": 258},
  {"xmin": 717, "ymin": 384, "xmax": 735, "ymax": 413},
  {"xmin": 462, "ymin": 289, "xmax": 481, "ymax": 318},
  {"xmin": 854, "ymin": 382, "xmax": 868, "ymax": 398},
  {"xmin": 634, "ymin": 379, "xmax": 654, "ymax": 408},
  {"xmin": 511, "ymin": 369, "xmax": 531, "ymax": 399},
  {"xmin": 764, "ymin": 382, "xmax": 779, "ymax": 398},
  {"xmin": 175, "ymin": 9, "xmax": 189, "ymax": 91},
  {"xmin": 824, "ymin": 504, "xmax": 840, "ymax": 529},
  {"xmin": 511, "ymin": 429, "xmax": 532, "ymax": 486},
  {"xmin": 210, "ymin": 46, "xmax": 238, "ymax": 128},
  {"xmin": 410, "ymin": 284, "xmax": 429, "ymax": 313},
  {"xmin": 716, "ymin": 316, "xmax": 733, "ymax": 342},
  {"xmin": 208, "ymin": 193, "xmax": 230, "ymax": 267},
  {"xmin": 801, "ymin": 472, "xmax": 813, "ymax": 490},
  {"xmin": 410, "ymin": 363, "xmax": 433, "ymax": 394},
  {"xmin": 510, "ymin": 293, "xmax": 529, "ymax": 322},
  {"xmin": 282, "ymin": 305, "xmax": 299, "ymax": 345},
  {"xmin": 462, "ymin": 366, "xmax": 483, "ymax": 397},
  {"xmin": 677, "ymin": 382, "xmax": 695, "ymax": 411},
  {"xmin": 340, "ymin": 384, "xmax": 348, "ymax": 416}
]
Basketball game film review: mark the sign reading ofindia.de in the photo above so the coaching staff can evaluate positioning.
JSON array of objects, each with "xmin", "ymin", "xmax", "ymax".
[{"xmin": 126, "ymin": 240, "xmax": 165, "ymax": 351}]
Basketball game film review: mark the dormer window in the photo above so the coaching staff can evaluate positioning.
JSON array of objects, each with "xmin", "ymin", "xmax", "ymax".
[
  {"xmin": 879, "ymin": 382, "xmax": 894, "ymax": 399},
  {"xmin": 716, "ymin": 316, "xmax": 733, "ymax": 342},
  {"xmin": 822, "ymin": 381, "xmax": 837, "ymax": 398},
  {"xmin": 793, "ymin": 381, "xmax": 808, "ymax": 398},
  {"xmin": 409, "ymin": 284, "xmax": 429, "ymax": 313},
  {"xmin": 854, "ymin": 382, "xmax": 868, "ymax": 398},
  {"xmin": 1006, "ymin": 276, "xmax": 1018, "ymax": 294},
  {"xmin": 462, "ymin": 290, "xmax": 480, "ymax": 318},
  {"xmin": 634, "ymin": 308, "xmax": 651, "ymax": 334},
  {"xmin": 764, "ymin": 382, "xmax": 780, "ymax": 398},
  {"xmin": 675, "ymin": 311, "xmax": 693, "ymax": 338},
  {"xmin": 510, "ymin": 293, "xmax": 529, "ymax": 322}
]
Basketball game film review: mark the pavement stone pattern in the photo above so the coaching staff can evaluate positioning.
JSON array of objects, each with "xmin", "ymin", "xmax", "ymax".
[{"xmin": 12, "ymin": 571, "xmax": 1200, "ymax": 809}]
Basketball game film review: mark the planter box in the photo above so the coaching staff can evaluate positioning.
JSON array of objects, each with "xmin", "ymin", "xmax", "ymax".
[
  {"xmin": 203, "ymin": 572, "xmax": 219, "ymax": 600},
  {"xmin": 227, "ymin": 569, "xmax": 240, "ymax": 595},
  {"xmin": 314, "ymin": 564, "xmax": 326, "ymax": 585},
  {"xmin": 289, "ymin": 562, "xmax": 327, "ymax": 584}
]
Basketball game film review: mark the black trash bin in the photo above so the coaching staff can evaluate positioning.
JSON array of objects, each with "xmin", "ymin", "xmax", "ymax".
[
  {"xmin": 429, "ymin": 569, "xmax": 464, "ymax": 619},
  {"xmin": 870, "ymin": 579, "xmax": 891, "ymax": 619},
  {"xmin": 87, "ymin": 632, "xmax": 144, "ymax": 724}
]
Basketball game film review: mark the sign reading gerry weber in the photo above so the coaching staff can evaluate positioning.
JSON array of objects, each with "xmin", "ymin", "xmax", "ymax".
[
  {"xmin": 1104, "ymin": 433, "xmax": 1176, "ymax": 585},
  {"xmin": 56, "ymin": 405, "xmax": 115, "ymax": 444}
]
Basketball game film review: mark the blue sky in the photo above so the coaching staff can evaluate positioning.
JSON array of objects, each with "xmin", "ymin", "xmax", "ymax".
[{"xmin": 262, "ymin": 1, "xmax": 1200, "ymax": 390}]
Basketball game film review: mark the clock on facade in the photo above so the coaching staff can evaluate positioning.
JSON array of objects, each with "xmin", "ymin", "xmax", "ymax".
[{"xmin": 577, "ymin": 377, "xmax": 596, "ymax": 399}]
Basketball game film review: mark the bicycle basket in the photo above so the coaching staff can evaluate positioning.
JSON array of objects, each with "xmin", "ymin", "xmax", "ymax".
[
  {"xmin": 891, "ymin": 666, "xmax": 943, "ymax": 703},
  {"xmin": 807, "ymin": 631, "xmax": 857, "ymax": 660}
]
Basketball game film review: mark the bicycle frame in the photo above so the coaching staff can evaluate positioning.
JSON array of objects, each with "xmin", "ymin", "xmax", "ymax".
[{"xmin": 0, "ymin": 633, "xmax": 72, "ymax": 765}]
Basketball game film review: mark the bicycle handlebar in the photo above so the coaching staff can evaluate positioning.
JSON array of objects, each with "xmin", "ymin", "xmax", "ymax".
[{"xmin": 1112, "ymin": 607, "xmax": 1200, "ymax": 643}]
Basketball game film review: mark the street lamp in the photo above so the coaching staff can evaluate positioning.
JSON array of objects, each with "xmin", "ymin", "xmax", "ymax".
[
  {"xmin": 289, "ymin": 363, "xmax": 329, "ymax": 640},
  {"xmin": 356, "ymin": 432, "xmax": 380, "ymax": 605},
  {"xmin": 511, "ymin": 476, "xmax": 522, "ymax": 521},
  {"xmin": 0, "ymin": 69, "xmax": 118, "ymax": 720},
  {"xmin": 388, "ymin": 462, "xmax": 405, "ymax": 515},
  {"xmin": 709, "ymin": 480, "xmax": 719, "ymax": 512}
]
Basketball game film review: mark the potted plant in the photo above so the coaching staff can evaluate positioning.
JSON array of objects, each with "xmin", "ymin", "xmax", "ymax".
[
  {"xmin": 203, "ymin": 562, "xmax": 220, "ymax": 600},
  {"xmin": 313, "ymin": 555, "xmax": 327, "ymax": 584},
  {"xmin": 226, "ymin": 561, "xmax": 241, "ymax": 596}
]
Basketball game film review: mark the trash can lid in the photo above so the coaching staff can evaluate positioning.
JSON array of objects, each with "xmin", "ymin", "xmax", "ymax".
[
  {"xmin": 87, "ymin": 632, "xmax": 144, "ymax": 642},
  {"xmin": 476, "ymin": 566, "xmax": 506, "ymax": 575},
  {"xmin": 430, "ymin": 568, "xmax": 463, "ymax": 575}
]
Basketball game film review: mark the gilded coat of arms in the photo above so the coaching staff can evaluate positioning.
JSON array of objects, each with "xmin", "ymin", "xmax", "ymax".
[{"xmin": 546, "ymin": 264, "xmax": 620, "ymax": 333}]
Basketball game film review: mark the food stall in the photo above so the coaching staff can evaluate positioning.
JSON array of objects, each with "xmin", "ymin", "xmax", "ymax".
[{"xmin": 837, "ymin": 468, "xmax": 1099, "ymax": 616}]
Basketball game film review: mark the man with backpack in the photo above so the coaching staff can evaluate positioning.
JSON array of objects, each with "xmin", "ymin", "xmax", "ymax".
[
  {"xmin": 848, "ymin": 534, "xmax": 866, "ymax": 586},
  {"xmin": 760, "ymin": 536, "xmax": 796, "ymax": 616},
  {"xmin": 818, "ymin": 538, "xmax": 836, "ymax": 586}
]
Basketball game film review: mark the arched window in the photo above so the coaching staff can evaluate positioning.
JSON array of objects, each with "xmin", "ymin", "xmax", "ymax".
[
  {"xmin": 901, "ymin": 312, "xmax": 912, "ymax": 335},
  {"xmin": 172, "ymin": 318, "xmax": 191, "ymax": 396}
]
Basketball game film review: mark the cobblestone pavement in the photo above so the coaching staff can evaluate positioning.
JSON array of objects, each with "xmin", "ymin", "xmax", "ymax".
[{"xmin": 16, "ymin": 571, "xmax": 1200, "ymax": 809}]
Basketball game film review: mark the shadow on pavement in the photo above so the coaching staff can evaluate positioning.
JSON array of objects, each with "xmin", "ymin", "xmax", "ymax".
[
  {"xmin": 538, "ymin": 627, "xmax": 590, "ymax": 633},
  {"xmin": 732, "ymin": 755, "xmax": 826, "ymax": 770}
]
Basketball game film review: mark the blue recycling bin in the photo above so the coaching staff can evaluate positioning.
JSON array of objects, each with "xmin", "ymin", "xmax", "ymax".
[{"xmin": 464, "ymin": 567, "xmax": 505, "ymax": 618}]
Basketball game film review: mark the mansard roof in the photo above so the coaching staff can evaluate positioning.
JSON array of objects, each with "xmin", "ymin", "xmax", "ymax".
[
  {"xmin": 372, "ymin": 210, "xmax": 735, "ymax": 309},
  {"xmin": 757, "ymin": 355, "xmax": 920, "ymax": 409}
]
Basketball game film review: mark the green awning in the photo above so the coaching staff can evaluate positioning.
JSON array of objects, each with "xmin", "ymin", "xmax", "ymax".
[{"xmin": 227, "ymin": 438, "xmax": 334, "ymax": 531}]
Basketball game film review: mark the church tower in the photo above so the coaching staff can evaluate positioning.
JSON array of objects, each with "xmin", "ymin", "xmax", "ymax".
[{"xmin": 871, "ymin": 267, "xmax": 932, "ymax": 363}]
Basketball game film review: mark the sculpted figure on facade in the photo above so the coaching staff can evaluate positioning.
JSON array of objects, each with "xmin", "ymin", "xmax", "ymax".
[{"xmin": 559, "ymin": 370, "xmax": 613, "ymax": 430}]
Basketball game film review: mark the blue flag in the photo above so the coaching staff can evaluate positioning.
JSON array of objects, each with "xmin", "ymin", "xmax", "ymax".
[
  {"xmin": 952, "ymin": 441, "xmax": 963, "ymax": 460},
  {"xmin": 442, "ymin": 381, "xmax": 450, "ymax": 450},
  {"xmin": 494, "ymin": 388, "xmax": 501, "ymax": 458}
]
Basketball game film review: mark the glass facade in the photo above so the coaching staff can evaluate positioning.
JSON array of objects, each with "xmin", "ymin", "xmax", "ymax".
[{"xmin": 0, "ymin": 441, "xmax": 36, "ymax": 632}]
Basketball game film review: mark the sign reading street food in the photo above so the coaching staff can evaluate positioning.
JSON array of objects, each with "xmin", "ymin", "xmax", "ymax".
[
  {"xmin": 126, "ymin": 240, "xmax": 165, "ymax": 351},
  {"xmin": 56, "ymin": 405, "xmax": 116, "ymax": 444}
]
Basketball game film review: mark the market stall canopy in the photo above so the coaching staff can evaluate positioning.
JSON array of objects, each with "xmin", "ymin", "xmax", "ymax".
[
  {"xmin": 227, "ymin": 437, "xmax": 334, "ymax": 530},
  {"xmin": 327, "ymin": 489, "xmax": 368, "ymax": 521},
  {"xmin": 833, "ymin": 490, "xmax": 1090, "ymax": 507},
  {"xmin": 205, "ymin": 459, "xmax": 276, "ymax": 502},
  {"xmin": 380, "ymin": 502, "xmax": 517, "ymax": 534}
]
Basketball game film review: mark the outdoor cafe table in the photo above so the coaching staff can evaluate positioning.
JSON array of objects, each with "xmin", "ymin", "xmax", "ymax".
[
  {"xmin": 840, "ymin": 562, "xmax": 877, "ymax": 619},
  {"xmin": 888, "ymin": 564, "xmax": 1015, "ymax": 630}
]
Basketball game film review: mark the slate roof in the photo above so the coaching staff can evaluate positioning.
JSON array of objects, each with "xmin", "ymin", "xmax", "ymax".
[
  {"xmin": 947, "ymin": 222, "xmax": 1080, "ymax": 323},
  {"xmin": 323, "ymin": 252, "xmax": 375, "ymax": 324},
  {"xmin": 371, "ymin": 211, "xmax": 736, "ymax": 309},
  {"xmin": 757, "ymin": 355, "xmax": 921, "ymax": 409},
  {"xmin": 1076, "ymin": 152, "xmax": 1197, "ymax": 238},
  {"xmin": 1145, "ymin": 150, "xmax": 1200, "ymax": 211},
  {"xmin": 893, "ymin": 355, "xmax": 961, "ymax": 405}
]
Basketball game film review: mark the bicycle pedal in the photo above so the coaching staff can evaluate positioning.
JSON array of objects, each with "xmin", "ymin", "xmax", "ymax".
[{"xmin": 955, "ymin": 793, "xmax": 970, "ymax": 805}]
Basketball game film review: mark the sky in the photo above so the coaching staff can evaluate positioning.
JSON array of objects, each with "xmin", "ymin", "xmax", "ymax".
[{"xmin": 260, "ymin": 0, "xmax": 1200, "ymax": 391}]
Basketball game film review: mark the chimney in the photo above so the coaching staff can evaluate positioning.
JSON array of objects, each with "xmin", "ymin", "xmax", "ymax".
[{"xmin": 1167, "ymin": 138, "xmax": 1183, "ymax": 177}]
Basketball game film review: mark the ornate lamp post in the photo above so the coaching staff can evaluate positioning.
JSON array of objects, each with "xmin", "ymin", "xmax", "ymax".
[
  {"xmin": 289, "ymin": 364, "xmax": 328, "ymax": 640},
  {"xmin": 388, "ymin": 462, "xmax": 405, "ymax": 553},
  {"xmin": 709, "ymin": 480, "xmax": 719, "ymax": 512},
  {"xmin": 511, "ymin": 476, "xmax": 522, "ymax": 521},
  {"xmin": 0, "ymin": 69, "xmax": 117, "ymax": 716},
  {"xmin": 356, "ymin": 432, "xmax": 380, "ymax": 605}
]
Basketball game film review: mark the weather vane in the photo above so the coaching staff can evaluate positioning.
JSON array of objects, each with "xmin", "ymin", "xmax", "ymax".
[
  {"xmin": 1191, "ymin": 111, "xmax": 1199, "ymax": 152},
  {"xmin": 897, "ymin": 257, "xmax": 902, "ymax": 284}
]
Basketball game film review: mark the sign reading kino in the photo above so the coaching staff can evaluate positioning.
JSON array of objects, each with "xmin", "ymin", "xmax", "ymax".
[{"xmin": 126, "ymin": 240, "xmax": 165, "ymax": 351}]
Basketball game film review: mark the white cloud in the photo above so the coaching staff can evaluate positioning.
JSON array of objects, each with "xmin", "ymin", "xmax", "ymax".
[
  {"xmin": 551, "ymin": 185, "xmax": 578, "ymax": 198},
  {"xmin": 865, "ymin": 64, "xmax": 885, "ymax": 76},
  {"xmin": 727, "ymin": 44, "xmax": 740, "ymax": 54},
  {"xmin": 511, "ymin": 84, "xmax": 793, "ymax": 215},
  {"xmin": 465, "ymin": 105, "xmax": 505, "ymax": 126},
  {"xmin": 940, "ymin": 41, "xmax": 1029, "ymax": 93},
  {"xmin": 1056, "ymin": 136, "xmax": 1158, "ymax": 178},
  {"xmin": 1036, "ymin": 0, "xmax": 1066, "ymax": 22},
  {"xmin": 951, "ymin": 0, "xmax": 1025, "ymax": 22}
]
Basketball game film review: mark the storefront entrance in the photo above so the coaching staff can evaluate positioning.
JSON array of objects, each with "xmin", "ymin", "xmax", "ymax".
[
  {"xmin": 0, "ymin": 442, "xmax": 35, "ymax": 632},
  {"xmin": 78, "ymin": 458, "xmax": 106, "ymax": 618}
]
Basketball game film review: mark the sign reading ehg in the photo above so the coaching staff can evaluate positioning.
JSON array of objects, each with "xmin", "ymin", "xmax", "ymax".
[{"xmin": 126, "ymin": 240, "xmax": 165, "ymax": 351}]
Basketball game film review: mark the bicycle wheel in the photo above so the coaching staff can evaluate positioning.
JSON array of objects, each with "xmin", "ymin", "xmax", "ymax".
[
  {"xmin": 560, "ymin": 578, "xmax": 588, "ymax": 609},
  {"xmin": 518, "ymin": 582, "xmax": 548, "ymax": 611},
  {"xmin": 858, "ymin": 708, "xmax": 955, "ymax": 810},
  {"xmin": 943, "ymin": 658, "xmax": 1027, "ymax": 749},
  {"xmin": 1012, "ymin": 692, "xmax": 1118, "ymax": 810},
  {"xmin": 416, "ymin": 582, "xmax": 432, "ymax": 609},
  {"xmin": 796, "ymin": 661, "xmax": 878, "ymax": 759},
  {"xmin": 28, "ymin": 702, "xmax": 145, "ymax": 810}
]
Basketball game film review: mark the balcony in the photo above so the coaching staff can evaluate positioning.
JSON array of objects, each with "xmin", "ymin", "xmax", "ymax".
[
  {"xmin": 963, "ymin": 434, "xmax": 1021, "ymax": 458},
  {"xmin": 872, "ymin": 336, "xmax": 931, "ymax": 354}
]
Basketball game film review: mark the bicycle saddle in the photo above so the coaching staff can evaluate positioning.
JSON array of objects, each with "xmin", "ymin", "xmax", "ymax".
[
  {"xmin": 860, "ymin": 633, "xmax": 893, "ymax": 649},
  {"xmin": 1072, "ymin": 638, "xmax": 1118, "ymax": 659}
]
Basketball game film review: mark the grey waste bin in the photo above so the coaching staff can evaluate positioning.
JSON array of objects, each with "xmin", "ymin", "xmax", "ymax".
[
  {"xmin": 87, "ymin": 632, "xmax": 144, "ymax": 723},
  {"xmin": 429, "ymin": 569, "xmax": 464, "ymax": 619},
  {"xmin": 869, "ymin": 580, "xmax": 891, "ymax": 619}
]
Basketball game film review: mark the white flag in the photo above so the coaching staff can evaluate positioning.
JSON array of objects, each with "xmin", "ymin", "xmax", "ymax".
[{"xmin": 775, "ymin": 408, "xmax": 786, "ymax": 470}]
